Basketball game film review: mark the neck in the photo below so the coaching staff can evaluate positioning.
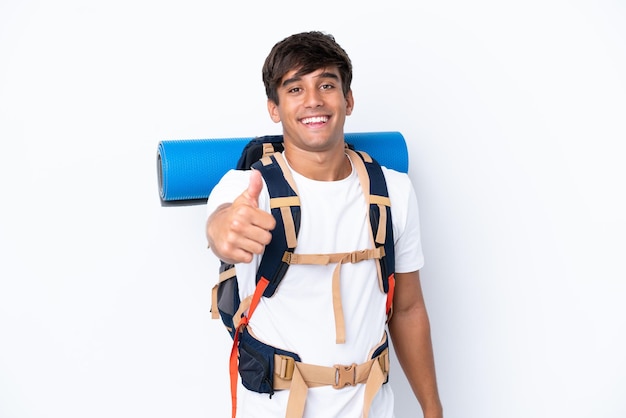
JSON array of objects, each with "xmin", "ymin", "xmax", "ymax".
[{"xmin": 283, "ymin": 142, "xmax": 351, "ymax": 181}]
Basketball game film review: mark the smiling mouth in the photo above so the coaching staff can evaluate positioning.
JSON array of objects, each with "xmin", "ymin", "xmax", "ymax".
[{"xmin": 300, "ymin": 115, "xmax": 329, "ymax": 125}]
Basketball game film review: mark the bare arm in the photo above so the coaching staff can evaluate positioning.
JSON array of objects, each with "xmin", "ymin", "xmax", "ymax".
[
  {"xmin": 388, "ymin": 270, "xmax": 443, "ymax": 418},
  {"xmin": 206, "ymin": 170, "xmax": 276, "ymax": 264}
]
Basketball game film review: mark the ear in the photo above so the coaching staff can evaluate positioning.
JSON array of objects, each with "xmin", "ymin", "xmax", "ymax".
[
  {"xmin": 267, "ymin": 99, "xmax": 281, "ymax": 123},
  {"xmin": 345, "ymin": 90, "xmax": 354, "ymax": 116}
]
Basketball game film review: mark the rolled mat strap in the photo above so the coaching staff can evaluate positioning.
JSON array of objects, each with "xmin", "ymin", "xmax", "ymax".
[{"xmin": 157, "ymin": 131, "xmax": 409, "ymax": 204}]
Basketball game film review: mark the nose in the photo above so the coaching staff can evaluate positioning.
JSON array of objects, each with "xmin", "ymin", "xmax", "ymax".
[{"xmin": 303, "ymin": 88, "xmax": 323, "ymax": 108}]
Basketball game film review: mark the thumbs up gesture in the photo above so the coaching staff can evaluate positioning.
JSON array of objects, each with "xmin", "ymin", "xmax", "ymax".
[
  {"xmin": 206, "ymin": 170, "xmax": 276, "ymax": 264},
  {"xmin": 241, "ymin": 167, "xmax": 264, "ymax": 209}
]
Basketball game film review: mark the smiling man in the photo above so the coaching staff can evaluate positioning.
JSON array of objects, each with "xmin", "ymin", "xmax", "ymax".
[{"xmin": 206, "ymin": 31, "xmax": 443, "ymax": 418}]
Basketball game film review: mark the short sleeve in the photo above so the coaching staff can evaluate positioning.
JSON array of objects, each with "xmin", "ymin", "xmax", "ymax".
[{"xmin": 384, "ymin": 168, "xmax": 424, "ymax": 273}]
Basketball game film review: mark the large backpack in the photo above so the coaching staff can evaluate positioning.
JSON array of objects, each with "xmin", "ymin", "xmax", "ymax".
[{"xmin": 209, "ymin": 135, "xmax": 396, "ymax": 417}]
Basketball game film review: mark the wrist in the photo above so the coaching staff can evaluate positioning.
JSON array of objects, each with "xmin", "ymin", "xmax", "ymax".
[{"xmin": 423, "ymin": 404, "xmax": 443, "ymax": 418}]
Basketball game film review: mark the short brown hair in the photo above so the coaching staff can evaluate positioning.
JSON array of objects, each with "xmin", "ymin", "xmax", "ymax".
[{"xmin": 262, "ymin": 31, "xmax": 353, "ymax": 105}]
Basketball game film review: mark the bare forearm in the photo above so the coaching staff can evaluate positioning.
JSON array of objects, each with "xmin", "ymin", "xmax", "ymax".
[{"xmin": 389, "ymin": 306, "xmax": 443, "ymax": 418}]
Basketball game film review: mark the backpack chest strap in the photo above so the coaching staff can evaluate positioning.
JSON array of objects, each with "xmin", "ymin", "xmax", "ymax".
[
  {"xmin": 283, "ymin": 247, "xmax": 385, "ymax": 344},
  {"xmin": 282, "ymin": 248, "xmax": 384, "ymax": 265}
]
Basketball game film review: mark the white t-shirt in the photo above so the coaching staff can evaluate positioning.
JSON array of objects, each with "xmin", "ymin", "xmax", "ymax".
[{"xmin": 207, "ymin": 152, "xmax": 424, "ymax": 418}]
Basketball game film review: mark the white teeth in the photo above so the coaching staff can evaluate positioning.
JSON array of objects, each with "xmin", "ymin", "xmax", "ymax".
[{"xmin": 302, "ymin": 116, "xmax": 328, "ymax": 124}]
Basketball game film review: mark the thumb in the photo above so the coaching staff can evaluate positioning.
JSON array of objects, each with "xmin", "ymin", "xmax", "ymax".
[{"xmin": 244, "ymin": 169, "xmax": 263, "ymax": 207}]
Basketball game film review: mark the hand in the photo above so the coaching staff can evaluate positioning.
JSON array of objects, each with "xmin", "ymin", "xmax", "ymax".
[{"xmin": 206, "ymin": 170, "xmax": 276, "ymax": 264}]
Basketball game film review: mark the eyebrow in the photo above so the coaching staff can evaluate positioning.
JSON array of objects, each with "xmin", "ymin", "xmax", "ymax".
[{"xmin": 281, "ymin": 71, "xmax": 340, "ymax": 88}]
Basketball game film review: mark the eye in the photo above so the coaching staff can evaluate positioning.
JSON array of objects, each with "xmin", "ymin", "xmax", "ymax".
[
  {"xmin": 320, "ymin": 84, "xmax": 335, "ymax": 91},
  {"xmin": 288, "ymin": 87, "xmax": 302, "ymax": 94}
]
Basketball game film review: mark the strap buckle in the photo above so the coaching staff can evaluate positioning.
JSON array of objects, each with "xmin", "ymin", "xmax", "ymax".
[
  {"xmin": 333, "ymin": 363, "xmax": 357, "ymax": 389},
  {"xmin": 276, "ymin": 355, "xmax": 295, "ymax": 380}
]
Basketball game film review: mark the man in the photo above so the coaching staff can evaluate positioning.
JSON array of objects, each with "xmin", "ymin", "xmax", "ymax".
[{"xmin": 206, "ymin": 31, "xmax": 442, "ymax": 418}]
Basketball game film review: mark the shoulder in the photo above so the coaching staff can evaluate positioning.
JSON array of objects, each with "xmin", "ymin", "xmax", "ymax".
[
  {"xmin": 207, "ymin": 169, "xmax": 250, "ymax": 198},
  {"xmin": 380, "ymin": 167, "xmax": 424, "ymax": 270},
  {"xmin": 381, "ymin": 166, "xmax": 414, "ymax": 200},
  {"xmin": 380, "ymin": 166, "xmax": 419, "ymax": 232}
]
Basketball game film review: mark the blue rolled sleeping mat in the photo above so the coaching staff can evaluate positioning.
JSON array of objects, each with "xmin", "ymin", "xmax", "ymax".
[{"xmin": 157, "ymin": 131, "xmax": 408, "ymax": 206}]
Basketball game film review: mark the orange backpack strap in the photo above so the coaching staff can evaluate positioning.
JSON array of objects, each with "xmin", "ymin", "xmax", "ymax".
[{"xmin": 229, "ymin": 277, "xmax": 270, "ymax": 418}]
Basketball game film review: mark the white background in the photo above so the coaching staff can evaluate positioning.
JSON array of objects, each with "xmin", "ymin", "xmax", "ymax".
[{"xmin": 1, "ymin": 1, "xmax": 625, "ymax": 417}]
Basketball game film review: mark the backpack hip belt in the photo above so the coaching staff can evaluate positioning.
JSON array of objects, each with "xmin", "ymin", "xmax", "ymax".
[
  {"xmin": 273, "ymin": 345, "xmax": 390, "ymax": 418},
  {"xmin": 233, "ymin": 311, "xmax": 390, "ymax": 418}
]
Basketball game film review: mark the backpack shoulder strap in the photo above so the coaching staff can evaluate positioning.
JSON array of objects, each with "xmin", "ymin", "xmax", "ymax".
[
  {"xmin": 251, "ymin": 152, "xmax": 301, "ymax": 297},
  {"xmin": 346, "ymin": 149, "xmax": 396, "ymax": 298}
]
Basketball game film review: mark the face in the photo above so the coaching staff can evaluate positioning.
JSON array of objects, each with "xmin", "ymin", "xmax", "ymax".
[{"xmin": 267, "ymin": 66, "xmax": 354, "ymax": 154}]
